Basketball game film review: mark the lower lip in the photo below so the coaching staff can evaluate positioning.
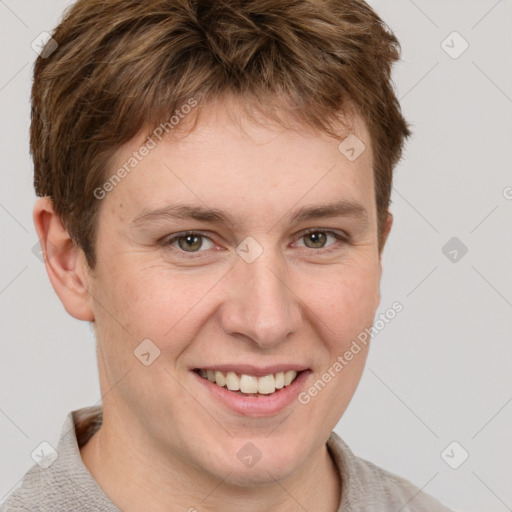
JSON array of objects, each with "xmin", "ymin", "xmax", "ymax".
[{"xmin": 192, "ymin": 370, "xmax": 312, "ymax": 417}]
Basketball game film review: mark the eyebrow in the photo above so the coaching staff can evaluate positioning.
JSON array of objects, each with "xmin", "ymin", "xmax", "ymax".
[{"xmin": 132, "ymin": 200, "xmax": 369, "ymax": 229}]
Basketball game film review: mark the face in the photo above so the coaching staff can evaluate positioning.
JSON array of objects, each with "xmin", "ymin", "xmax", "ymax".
[{"xmin": 84, "ymin": 98, "xmax": 386, "ymax": 485}]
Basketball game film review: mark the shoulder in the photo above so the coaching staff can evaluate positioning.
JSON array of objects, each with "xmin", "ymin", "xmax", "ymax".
[
  {"xmin": 327, "ymin": 431, "xmax": 454, "ymax": 512},
  {"xmin": 0, "ymin": 462, "xmax": 61, "ymax": 512},
  {"xmin": 1, "ymin": 406, "xmax": 118, "ymax": 512}
]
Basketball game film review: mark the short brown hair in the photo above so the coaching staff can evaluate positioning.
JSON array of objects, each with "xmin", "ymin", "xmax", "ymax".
[{"xmin": 31, "ymin": 0, "xmax": 411, "ymax": 269}]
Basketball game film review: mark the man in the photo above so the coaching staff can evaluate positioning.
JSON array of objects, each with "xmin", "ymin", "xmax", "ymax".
[{"xmin": 2, "ymin": 0, "xmax": 453, "ymax": 510}]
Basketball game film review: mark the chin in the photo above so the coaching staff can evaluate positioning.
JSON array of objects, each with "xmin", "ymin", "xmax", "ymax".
[
  {"xmin": 207, "ymin": 437, "xmax": 305, "ymax": 487},
  {"xmin": 223, "ymin": 463, "xmax": 299, "ymax": 488}
]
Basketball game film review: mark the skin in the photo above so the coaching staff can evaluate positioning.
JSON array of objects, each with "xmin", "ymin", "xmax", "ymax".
[{"xmin": 34, "ymin": 97, "xmax": 392, "ymax": 512}]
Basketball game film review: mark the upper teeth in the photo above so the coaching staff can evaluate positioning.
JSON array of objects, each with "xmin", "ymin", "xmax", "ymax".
[{"xmin": 198, "ymin": 369, "xmax": 298, "ymax": 394}]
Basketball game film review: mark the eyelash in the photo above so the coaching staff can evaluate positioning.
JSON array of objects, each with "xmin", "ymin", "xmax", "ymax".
[{"xmin": 163, "ymin": 229, "xmax": 349, "ymax": 258}]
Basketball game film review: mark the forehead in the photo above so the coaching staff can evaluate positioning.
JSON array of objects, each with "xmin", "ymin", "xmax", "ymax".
[{"xmin": 102, "ymin": 99, "xmax": 375, "ymax": 228}]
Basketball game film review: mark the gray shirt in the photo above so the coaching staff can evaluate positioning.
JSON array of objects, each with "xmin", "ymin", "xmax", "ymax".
[{"xmin": 1, "ymin": 405, "xmax": 454, "ymax": 511}]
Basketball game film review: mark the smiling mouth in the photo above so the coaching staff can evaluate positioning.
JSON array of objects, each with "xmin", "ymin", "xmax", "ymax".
[{"xmin": 194, "ymin": 369, "xmax": 302, "ymax": 396}]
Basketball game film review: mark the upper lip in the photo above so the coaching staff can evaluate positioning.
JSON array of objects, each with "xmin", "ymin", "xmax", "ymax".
[{"xmin": 194, "ymin": 364, "xmax": 310, "ymax": 377}]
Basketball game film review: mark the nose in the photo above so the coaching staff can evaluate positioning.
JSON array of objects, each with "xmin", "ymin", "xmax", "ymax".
[{"xmin": 219, "ymin": 251, "xmax": 302, "ymax": 349}]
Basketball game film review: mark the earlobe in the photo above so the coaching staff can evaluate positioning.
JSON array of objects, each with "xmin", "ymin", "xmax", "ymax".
[{"xmin": 33, "ymin": 197, "xmax": 95, "ymax": 321}]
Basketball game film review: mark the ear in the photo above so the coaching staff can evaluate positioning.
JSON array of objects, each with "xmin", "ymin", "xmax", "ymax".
[
  {"xmin": 378, "ymin": 211, "xmax": 393, "ymax": 277},
  {"xmin": 33, "ymin": 197, "xmax": 95, "ymax": 321}
]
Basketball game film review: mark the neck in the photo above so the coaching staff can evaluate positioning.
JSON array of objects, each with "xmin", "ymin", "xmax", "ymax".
[{"xmin": 79, "ymin": 409, "xmax": 341, "ymax": 512}]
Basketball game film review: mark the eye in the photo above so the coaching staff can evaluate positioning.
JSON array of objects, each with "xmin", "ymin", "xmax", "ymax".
[
  {"xmin": 294, "ymin": 229, "xmax": 346, "ymax": 251},
  {"xmin": 166, "ymin": 232, "xmax": 215, "ymax": 253},
  {"xmin": 163, "ymin": 229, "xmax": 347, "ymax": 258}
]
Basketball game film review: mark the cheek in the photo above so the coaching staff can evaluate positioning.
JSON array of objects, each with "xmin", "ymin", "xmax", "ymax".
[
  {"xmin": 302, "ymin": 263, "xmax": 380, "ymax": 346},
  {"xmin": 95, "ymin": 264, "xmax": 221, "ymax": 348},
  {"xmin": 92, "ymin": 245, "xmax": 380, "ymax": 361}
]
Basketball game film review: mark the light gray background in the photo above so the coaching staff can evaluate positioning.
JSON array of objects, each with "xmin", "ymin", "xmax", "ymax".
[{"xmin": 1, "ymin": 1, "xmax": 511, "ymax": 511}]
